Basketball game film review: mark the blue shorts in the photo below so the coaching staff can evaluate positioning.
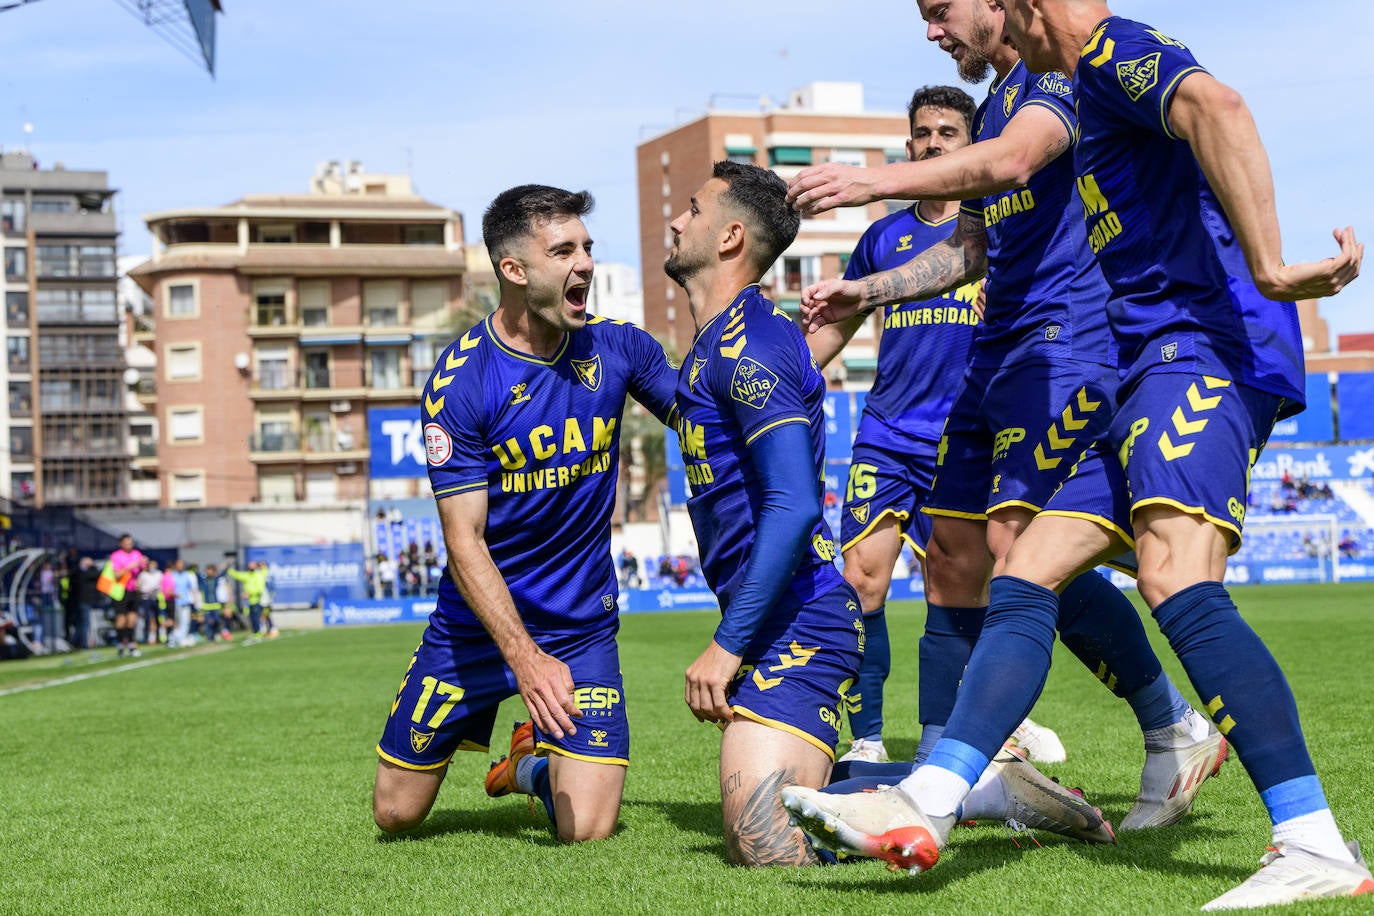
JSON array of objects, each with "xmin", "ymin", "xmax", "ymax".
[
  {"xmin": 839, "ymin": 438, "xmax": 937, "ymax": 557},
  {"xmin": 925, "ymin": 360, "xmax": 1116, "ymax": 519},
  {"xmin": 376, "ymin": 618, "xmax": 629, "ymax": 771},
  {"xmin": 729, "ymin": 583, "xmax": 864, "ymax": 760},
  {"xmin": 1044, "ymin": 372, "xmax": 1283, "ymax": 552}
]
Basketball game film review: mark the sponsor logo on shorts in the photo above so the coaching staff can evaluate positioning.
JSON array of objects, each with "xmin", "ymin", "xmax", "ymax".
[
  {"xmin": 1045, "ymin": 323, "xmax": 1062, "ymax": 341},
  {"xmin": 588, "ymin": 729, "xmax": 609, "ymax": 748},
  {"xmin": 573, "ymin": 686, "xmax": 622, "ymax": 716},
  {"xmin": 993, "ymin": 427, "xmax": 1026, "ymax": 461}
]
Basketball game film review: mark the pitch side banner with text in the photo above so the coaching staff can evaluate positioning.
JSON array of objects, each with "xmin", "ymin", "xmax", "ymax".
[
  {"xmin": 369, "ymin": 407, "xmax": 427, "ymax": 479},
  {"xmin": 245, "ymin": 543, "xmax": 369, "ymax": 606}
]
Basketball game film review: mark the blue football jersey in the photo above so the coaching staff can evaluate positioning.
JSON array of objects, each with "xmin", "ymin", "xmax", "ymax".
[
  {"xmin": 961, "ymin": 61, "xmax": 1115, "ymax": 369},
  {"xmin": 1072, "ymin": 17, "xmax": 1305, "ymax": 415},
  {"xmin": 844, "ymin": 205, "xmax": 981, "ymax": 449},
  {"xmin": 424, "ymin": 313, "xmax": 677, "ymax": 633},
  {"xmin": 674, "ymin": 285, "xmax": 845, "ymax": 609}
]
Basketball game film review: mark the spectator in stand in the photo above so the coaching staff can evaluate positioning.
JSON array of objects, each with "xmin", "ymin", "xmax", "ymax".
[
  {"xmin": 618, "ymin": 548, "xmax": 641, "ymax": 589},
  {"xmin": 108, "ymin": 533, "xmax": 147, "ymax": 657},
  {"xmin": 1339, "ymin": 534, "xmax": 1360, "ymax": 559},
  {"xmin": 422, "ymin": 541, "xmax": 439, "ymax": 595},
  {"xmin": 672, "ymin": 556, "xmax": 689, "ymax": 587},
  {"xmin": 657, "ymin": 555, "xmax": 673, "ymax": 583},
  {"xmin": 170, "ymin": 559, "xmax": 198, "ymax": 647},
  {"xmin": 376, "ymin": 553, "xmax": 398, "ymax": 599}
]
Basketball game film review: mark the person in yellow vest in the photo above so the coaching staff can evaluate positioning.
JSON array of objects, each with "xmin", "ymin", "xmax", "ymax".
[{"xmin": 226, "ymin": 560, "xmax": 268, "ymax": 635}]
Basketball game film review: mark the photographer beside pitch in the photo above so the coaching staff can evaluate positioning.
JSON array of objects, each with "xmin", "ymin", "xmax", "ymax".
[{"xmin": 372, "ymin": 185, "xmax": 677, "ymax": 842}]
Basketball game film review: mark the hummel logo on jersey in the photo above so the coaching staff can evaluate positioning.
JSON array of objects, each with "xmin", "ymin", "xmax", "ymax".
[
  {"xmin": 1162, "ymin": 342, "xmax": 1178, "ymax": 362},
  {"xmin": 896, "ymin": 234, "xmax": 913, "ymax": 252},
  {"xmin": 571, "ymin": 355, "xmax": 602, "ymax": 392},
  {"xmin": 1045, "ymin": 324, "xmax": 1062, "ymax": 341},
  {"xmin": 510, "ymin": 382, "xmax": 531, "ymax": 404}
]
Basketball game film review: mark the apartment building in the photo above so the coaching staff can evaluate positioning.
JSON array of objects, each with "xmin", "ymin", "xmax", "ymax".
[
  {"xmin": 636, "ymin": 82, "xmax": 910, "ymax": 380},
  {"xmin": 130, "ymin": 162, "xmax": 467, "ymax": 507},
  {"xmin": 1, "ymin": 150, "xmax": 137, "ymax": 507}
]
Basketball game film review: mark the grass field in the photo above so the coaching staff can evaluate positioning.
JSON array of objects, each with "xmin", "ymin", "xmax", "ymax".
[{"xmin": 4, "ymin": 583, "xmax": 1374, "ymax": 914}]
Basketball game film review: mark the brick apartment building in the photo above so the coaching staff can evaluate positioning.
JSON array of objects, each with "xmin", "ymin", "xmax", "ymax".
[
  {"xmin": 130, "ymin": 162, "xmax": 468, "ymax": 507},
  {"xmin": 636, "ymin": 82, "xmax": 911, "ymax": 382}
]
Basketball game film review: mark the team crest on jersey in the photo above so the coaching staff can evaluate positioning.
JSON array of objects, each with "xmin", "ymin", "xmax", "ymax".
[
  {"xmin": 1117, "ymin": 52, "xmax": 1161, "ymax": 101},
  {"xmin": 689, "ymin": 356, "xmax": 706, "ymax": 390},
  {"xmin": 896, "ymin": 234, "xmax": 913, "ymax": 252},
  {"xmin": 1161, "ymin": 341, "xmax": 1178, "ymax": 362},
  {"xmin": 1037, "ymin": 72, "xmax": 1071, "ymax": 98},
  {"xmin": 1003, "ymin": 83, "xmax": 1021, "ymax": 117},
  {"xmin": 1045, "ymin": 324, "xmax": 1062, "ymax": 341},
  {"xmin": 571, "ymin": 355, "xmax": 602, "ymax": 392},
  {"xmin": 510, "ymin": 382, "xmax": 531, "ymax": 405},
  {"xmin": 850, "ymin": 502, "xmax": 870, "ymax": 526},
  {"xmin": 409, "ymin": 728, "xmax": 435, "ymax": 754},
  {"xmin": 1145, "ymin": 29, "xmax": 1185, "ymax": 49},
  {"xmin": 730, "ymin": 357, "xmax": 778, "ymax": 410}
]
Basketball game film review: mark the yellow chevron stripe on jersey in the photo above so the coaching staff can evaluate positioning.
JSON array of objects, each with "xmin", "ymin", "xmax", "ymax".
[
  {"xmin": 425, "ymin": 393, "xmax": 445, "ymax": 417},
  {"xmin": 720, "ymin": 337, "xmax": 747, "ymax": 359}
]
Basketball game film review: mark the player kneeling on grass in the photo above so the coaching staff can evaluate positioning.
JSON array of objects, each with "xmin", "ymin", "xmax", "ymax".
[{"xmin": 371, "ymin": 184, "xmax": 677, "ymax": 842}]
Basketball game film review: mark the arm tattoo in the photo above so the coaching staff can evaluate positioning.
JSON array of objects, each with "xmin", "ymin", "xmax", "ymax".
[
  {"xmin": 722, "ymin": 767, "xmax": 820, "ymax": 867},
  {"xmin": 862, "ymin": 212, "xmax": 988, "ymax": 310}
]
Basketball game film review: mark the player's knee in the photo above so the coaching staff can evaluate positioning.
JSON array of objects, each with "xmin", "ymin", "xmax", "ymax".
[
  {"xmin": 372, "ymin": 799, "xmax": 426, "ymax": 834},
  {"xmin": 843, "ymin": 565, "xmax": 888, "ymax": 610},
  {"xmin": 554, "ymin": 804, "xmax": 619, "ymax": 843}
]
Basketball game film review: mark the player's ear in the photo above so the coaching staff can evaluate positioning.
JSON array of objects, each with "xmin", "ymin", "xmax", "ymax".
[
  {"xmin": 905, "ymin": 137, "xmax": 917, "ymax": 161},
  {"xmin": 718, "ymin": 219, "xmax": 746, "ymax": 259},
  {"xmin": 498, "ymin": 255, "xmax": 528, "ymax": 287}
]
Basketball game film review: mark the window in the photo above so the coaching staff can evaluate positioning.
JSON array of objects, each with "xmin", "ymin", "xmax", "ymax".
[
  {"xmin": 34, "ymin": 244, "xmax": 115, "ymax": 278},
  {"xmin": 410, "ymin": 279, "xmax": 447, "ymax": 331},
  {"xmin": 769, "ymin": 146, "xmax": 813, "ymax": 166},
  {"xmin": 171, "ymin": 472, "xmax": 206, "ymax": 507},
  {"xmin": 298, "ymin": 280, "xmax": 330, "ymax": 327},
  {"xmin": 255, "ymin": 345, "xmax": 290, "ymax": 390},
  {"xmin": 300, "ymin": 221, "xmax": 330, "ymax": 244},
  {"xmin": 303, "ymin": 350, "xmax": 330, "ymax": 389},
  {"xmin": 4, "ymin": 248, "xmax": 26, "ymax": 280},
  {"xmin": 253, "ymin": 283, "xmax": 288, "ymax": 326},
  {"xmin": 369, "ymin": 348, "xmax": 403, "ymax": 389},
  {"xmin": 410, "ymin": 338, "xmax": 439, "ymax": 387},
  {"xmin": 255, "ymin": 412, "xmax": 295, "ymax": 452},
  {"xmin": 6, "ymin": 291, "xmax": 28, "ymax": 327},
  {"xmin": 167, "ymin": 282, "xmax": 197, "ymax": 317},
  {"xmin": 363, "ymin": 280, "xmax": 400, "ymax": 327},
  {"xmin": 304, "ymin": 471, "xmax": 337, "ymax": 505},
  {"xmin": 303, "ymin": 410, "xmax": 331, "ymax": 453},
  {"xmin": 80, "ymin": 245, "xmax": 115, "ymax": 276},
  {"xmin": 166, "ymin": 344, "xmax": 201, "ymax": 380},
  {"xmin": 10, "ymin": 472, "xmax": 34, "ymax": 502},
  {"xmin": 168, "ymin": 407, "xmax": 203, "ymax": 443},
  {"xmin": 31, "ymin": 196, "xmax": 73, "ymax": 214},
  {"xmin": 8, "ymin": 381, "xmax": 31, "ymax": 417},
  {"xmin": 1, "ymin": 198, "xmax": 24, "ymax": 234},
  {"xmin": 256, "ymin": 223, "xmax": 295, "ymax": 244},
  {"xmin": 36, "ymin": 288, "xmax": 118, "ymax": 323},
  {"xmin": 259, "ymin": 473, "xmax": 296, "ymax": 504},
  {"xmin": 829, "ymin": 149, "xmax": 867, "ymax": 168},
  {"xmin": 9, "ymin": 426, "xmax": 32, "ymax": 460},
  {"xmin": 402, "ymin": 224, "xmax": 443, "ymax": 246},
  {"xmin": 7, "ymin": 335, "xmax": 29, "ymax": 372},
  {"xmin": 781, "ymin": 256, "xmax": 820, "ymax": 292}
]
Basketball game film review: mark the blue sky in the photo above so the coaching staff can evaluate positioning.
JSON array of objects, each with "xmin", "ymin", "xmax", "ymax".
[{"xmin": 3, "ymin": 0, "xmax": 1370, "ymax": 339}]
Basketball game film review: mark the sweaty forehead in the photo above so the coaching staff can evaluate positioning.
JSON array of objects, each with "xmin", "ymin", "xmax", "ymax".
[{"xmin": 530, "ymin": 213, "xmax": 589, "ymax": 245}]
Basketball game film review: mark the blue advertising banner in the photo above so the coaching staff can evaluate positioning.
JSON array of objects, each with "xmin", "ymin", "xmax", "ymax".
[
  {"xmin": 825, "ymin": 391, "xmax": 853, "ymax": 464},
  {"xmin": 324, "ymin": 597, "xmax": 435, "ymax": 626},
  {"xmin": 664, "ymin": 428, "xmax": 690, "ymax": 505},
  {"xmin": 368, "ymin": 407, "xmax": 427, "ymax": 479},
  {"xmin": 245, "ymin": 543, "xmax": 368, "ymax": 606},
  {"xmin": 1253, "ymin": 444, "xmax": 1374, "ymax": 482},
  {"xmin": 1269, "ymin": 374, "xmax": 1335, "ymax": 443},
  {"xmin": 1337, "ymin": 373, "xmax": 1374, "ymax": 441}
]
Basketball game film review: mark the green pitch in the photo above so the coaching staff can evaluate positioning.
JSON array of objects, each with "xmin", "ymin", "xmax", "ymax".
[{"xmin": 4, "ymin": 583, "xmax": 1373, "ymax": 914}]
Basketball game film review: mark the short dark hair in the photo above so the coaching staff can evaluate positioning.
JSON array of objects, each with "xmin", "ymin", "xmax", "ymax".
[
  {"xmin": 907, "ymin": 85, "xmax": 977, "ymax": 137},
  {"xmin": 711, "ymin": 161, "xmax": 799, "ymax": 272},
  {"xmin": 482, "ymin": 184, "xmax": 594, "ymax": 270}
]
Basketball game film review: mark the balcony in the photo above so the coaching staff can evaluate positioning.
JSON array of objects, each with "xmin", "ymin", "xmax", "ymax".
[
  {"xmin": 134, "ymin": 376, "xmax": 156, "ymax": 404},
  {"xmin": 128, "ymin": 477, "xmax": 161, "ymax": 503},
  {"xmin": 249, "ymin": 431, "xmax": 303, "ymax": 462}
]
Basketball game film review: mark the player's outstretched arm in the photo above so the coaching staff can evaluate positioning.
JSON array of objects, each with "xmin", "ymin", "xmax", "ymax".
[
  {"xmin": 800, "ymin": 214, "xmax": 988, "ymax": 333},
  {"xmin": 805, "ymin": 310, "xmax": 869, "ymax": 370},
  {"xmin": 787, "ymin": 105, "xmax": 1071, "ymax": 216},
  {"xmin": 438, "ymin": 490, "xmax": 582, "ymax": 738},
  {"xmin": 1170, "ymin": 72, "xmax": 1363, "ymax": 300}
]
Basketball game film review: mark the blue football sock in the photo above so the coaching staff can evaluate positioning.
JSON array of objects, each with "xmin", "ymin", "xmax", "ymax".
[
  {"xmin": 918, "ymin": 602, "xmax": 985, "ymax": 729},
  {"xmin": 827, "ymin": 759, "xmax": 914, "ymax": 787},
  {"xmin": 1056, "ymin": 569, "xmax": 1186, "ymax": 731},
  {"xmin": 517, "ymin": 756, "xmax": 557, "ymax": 826},
  {"xmin": 1152, "ymin": 581, "xmax": 1323, "ymax": 816},
  {"xmin": 914, "ymin": 724, "xmax": 945, "ymax": 766},
  {"xmin": 847, "ymin": 606, "xmax": 890, "ymax": 741},
  {"xmin": 939, "ymin": 576, "xmax": 1057, "ymax": 763}
]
